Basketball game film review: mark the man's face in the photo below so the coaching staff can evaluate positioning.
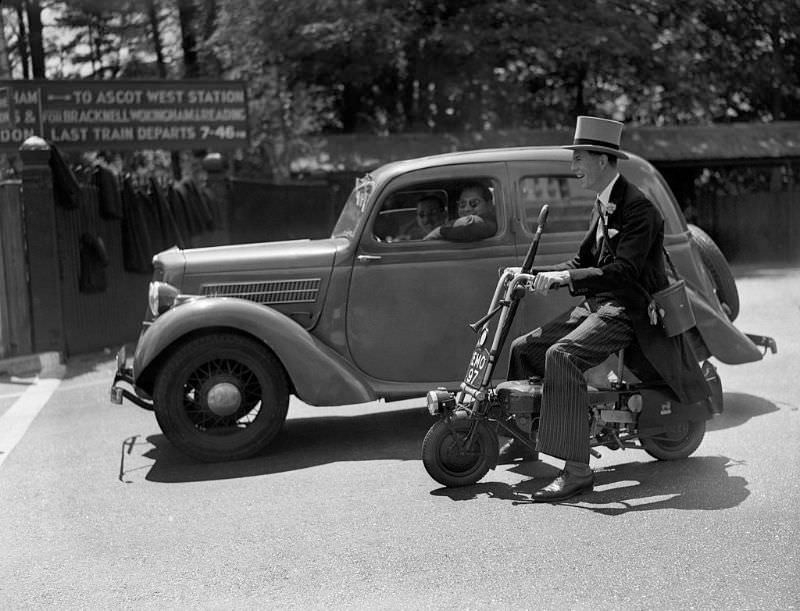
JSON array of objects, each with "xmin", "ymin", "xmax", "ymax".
[
  {"xmin": 570, "ymin": 151, "xmax": 606, "ymax": 192},
  {"xmin": 457, "ymin": 188, "xmax": 492, "ymax": 218},
  {"xmin": 416, "ymin": 199, "xmax": 445, "ymax": 232}
]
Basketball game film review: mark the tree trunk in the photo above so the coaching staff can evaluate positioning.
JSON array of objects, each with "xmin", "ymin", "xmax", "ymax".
[
  {"xmin": 15, "ymin": 1, "xmax": 30, "ymax": 79},
  {"xmin": 769, "ymin": 18, "xmax": 785, "ymax": 120},
  {"xmin": 0, "ymin": 4, "xmax": 12, "ymax": 79},
  {"xmin": 201, "ymin": 0, "xmax": 221, "ymax": 76},
  {"xmin": 24, "ymin": 0, "xmax": 44, "ymax": 78},
  {"xmin": 146, "ymin": 0, "xmax": 167, "ymax": 78},
  {"xmin": 177, "ymin": 0, "xmax": 199, "ymax": 78},
  {"xmin": 572, "ymin": 65, "xmax": 588, "ymax": 117}
]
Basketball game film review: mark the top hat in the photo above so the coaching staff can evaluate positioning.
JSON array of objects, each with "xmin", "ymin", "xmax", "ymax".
[{"xmin": 563, "ymin": 116, "xmax": 629, "ymax": 160}]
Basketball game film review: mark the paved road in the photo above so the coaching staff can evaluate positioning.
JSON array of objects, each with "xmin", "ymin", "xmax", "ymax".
[{"xmin": 0, "ymin": 266, "xmax": 798, "ymax": 610}]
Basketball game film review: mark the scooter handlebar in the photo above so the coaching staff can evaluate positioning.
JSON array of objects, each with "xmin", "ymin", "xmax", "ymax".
[{"xmin": 520, "ymin": 204, "xmax": 549, "ymax": 273}]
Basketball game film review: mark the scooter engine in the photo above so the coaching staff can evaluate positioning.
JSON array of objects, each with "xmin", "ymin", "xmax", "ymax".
[{"xmin": 495, "ymin": 378, "xmax": 542, "ymax": 433}]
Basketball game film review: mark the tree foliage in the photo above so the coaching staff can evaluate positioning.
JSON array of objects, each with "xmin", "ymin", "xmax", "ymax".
[{"xmin": 1, "ymin": 0, "xmax": 798, "ymax": 175}]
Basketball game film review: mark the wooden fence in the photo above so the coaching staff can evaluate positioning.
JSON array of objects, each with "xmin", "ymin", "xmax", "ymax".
[{"xmin": 0, "ymin": 180, "xmax": 31, "ymax": 359}]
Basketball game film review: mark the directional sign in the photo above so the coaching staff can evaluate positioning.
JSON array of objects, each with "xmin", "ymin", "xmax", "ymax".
[{"xmin": 0, "ymin": 80, "xmax": 250, "ymax": 152}]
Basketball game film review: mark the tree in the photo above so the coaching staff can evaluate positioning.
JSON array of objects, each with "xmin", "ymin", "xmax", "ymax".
[
  {"xmin": 24, "ymin": 0, "xmax": 44, "ymax": 77},
  {"xmin": 176, "ymin": 0, "xmax": 198, "ymax": 77},
  {"xmin": 0, "ymin": 0, "xmax": 797, "ymax": 177},
  {"xmin": 0, "ymin": 2, "xmax": 12, "ymax": 78},
  {"xmin": 695, "ymin": 0, "xmax": 800, "ymax": 121},
  {"xmin": 141, "ymin": 0, "xmax": 167, "ymax": 78},
  {"xmin": 209, "ymin": 0, "xmax": 340, "ymax": 177}
]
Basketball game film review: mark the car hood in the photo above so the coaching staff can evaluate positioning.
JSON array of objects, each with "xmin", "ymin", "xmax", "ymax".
[
  {"xmin": 154, "ymin": 238, "xmax": 345, "ymax": 287},
  {"xmin": 153, "ymin": 238, "xmax": 348, "ymax": 330}
]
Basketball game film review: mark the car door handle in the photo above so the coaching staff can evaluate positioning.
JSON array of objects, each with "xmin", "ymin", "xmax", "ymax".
[{"xmin": 357, "ymin": 255, "xmax": 382, "ymax": 262}]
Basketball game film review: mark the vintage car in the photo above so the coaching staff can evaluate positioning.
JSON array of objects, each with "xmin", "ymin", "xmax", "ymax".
[{"xmin": 111, "ymin": 146, "xmax": 775, "ymax": 462}]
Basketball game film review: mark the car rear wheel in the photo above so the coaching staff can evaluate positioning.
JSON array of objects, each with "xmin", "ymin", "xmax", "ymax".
[
  {"xmin": 688, "ymin": 224, "xmax": 739, "ymax": 321},
  {"xmin": 153, "ymin": 333, "xmax": 289, "ymax": 462}
]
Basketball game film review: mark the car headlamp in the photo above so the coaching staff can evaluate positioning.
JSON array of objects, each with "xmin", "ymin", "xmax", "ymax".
[
  {"xmin": 426, "ymin": 388, "xmax": 455, "ymax": 416},
  {"xmin": 148, "ymin": 281, "xmax": 180, "ymax": 318}
]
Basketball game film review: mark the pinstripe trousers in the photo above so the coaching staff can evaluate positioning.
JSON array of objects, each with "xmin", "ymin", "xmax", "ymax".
[{"xmin": 507, "ymin": 299, "xmax": 635, "ymax": 464}]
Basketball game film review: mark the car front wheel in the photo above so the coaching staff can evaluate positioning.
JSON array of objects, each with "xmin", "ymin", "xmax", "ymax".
[{"xmin": 153, "ymin": 333, "xmax": 289, "ymax": 462}]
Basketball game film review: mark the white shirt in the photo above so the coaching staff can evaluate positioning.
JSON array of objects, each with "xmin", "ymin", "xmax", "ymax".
[{"xmin": 597, "ymin": 173, "xmax": 620, "ymax": 217}]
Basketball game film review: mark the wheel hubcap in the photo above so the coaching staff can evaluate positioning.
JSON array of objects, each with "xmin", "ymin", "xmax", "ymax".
[{"xmin": 205, "ymin": 381, "xmax": 242, "ymax": 417}]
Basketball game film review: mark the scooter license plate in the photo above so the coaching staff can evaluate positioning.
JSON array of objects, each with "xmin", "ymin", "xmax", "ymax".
[{"xmin": 463, "ymin": 346, "xmax": 491, "ymax": 390}]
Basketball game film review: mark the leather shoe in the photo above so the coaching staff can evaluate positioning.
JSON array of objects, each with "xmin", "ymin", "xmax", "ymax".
[
  {"xmin": 498, "ymin": 438, "xmax": 538, "ymax": 464},
  {"xmin": 532, "ymin": 469, "xmax": 594, "ymax": 503}
]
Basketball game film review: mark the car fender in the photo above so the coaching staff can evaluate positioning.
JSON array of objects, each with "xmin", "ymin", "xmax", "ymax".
[
  {"xmin": 688, "ymin": 287, "xmax": 763, "ymax": 364},
  {"xmin": 133, "ymin": 297, "xmax": 376, "ymax": 406}
]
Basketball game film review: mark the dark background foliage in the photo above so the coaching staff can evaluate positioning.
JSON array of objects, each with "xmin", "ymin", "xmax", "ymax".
[{"xmin": 2, "ymin": 0, "xmax": 798, "ymax": 176}]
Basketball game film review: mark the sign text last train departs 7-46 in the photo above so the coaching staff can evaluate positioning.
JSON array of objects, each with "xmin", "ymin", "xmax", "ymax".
[{"xmin": 0, "ymin": 80, "xmax": 249, "ymax": 152}]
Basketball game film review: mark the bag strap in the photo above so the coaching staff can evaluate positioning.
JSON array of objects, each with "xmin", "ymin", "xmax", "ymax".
[{"xmin": 595, "ymin": 200, "xmax": 682, "ymax": 326}]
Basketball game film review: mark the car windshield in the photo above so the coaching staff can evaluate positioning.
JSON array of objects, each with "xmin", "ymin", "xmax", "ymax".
[{"xmin": 331, "ymin": 174, "xmax": 375, "ymax": 239}]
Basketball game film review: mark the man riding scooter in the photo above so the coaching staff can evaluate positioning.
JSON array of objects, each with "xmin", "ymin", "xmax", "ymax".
[{"xmin": 503, "ymin": 116, "xmax": 710, "ymax": 502}]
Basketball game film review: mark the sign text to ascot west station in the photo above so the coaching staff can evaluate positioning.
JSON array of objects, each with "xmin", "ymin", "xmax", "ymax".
[{"xmin": 0, "ymin": 80, "xmax": 249, "ymax": 152}]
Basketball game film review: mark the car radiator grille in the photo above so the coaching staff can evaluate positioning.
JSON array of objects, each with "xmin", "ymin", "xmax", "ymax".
[{"xmin": 200, "ymin": 278, "xmax": 321, "ymax": 305}]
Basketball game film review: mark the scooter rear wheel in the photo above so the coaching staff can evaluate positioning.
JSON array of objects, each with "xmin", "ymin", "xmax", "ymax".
[
  {"xmin": 641, "ymin": 419, "xmax": 706, "ymax": 460},
  {"xmin": 422, "ymin": 419, "xmax": 498, "ymax": 487}
]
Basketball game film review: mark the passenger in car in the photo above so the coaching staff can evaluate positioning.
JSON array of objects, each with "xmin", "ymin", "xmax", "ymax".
[
  {"xmin": 396, "ymin": 195, "xmax": 447, "ymax": 240},
  {"xmin": 424, "ymin": 182, "xmax": 497, "ymax": 241}
]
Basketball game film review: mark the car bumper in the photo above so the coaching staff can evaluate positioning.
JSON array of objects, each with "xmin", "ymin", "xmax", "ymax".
[{"xmin": 109, "ymin": 346, "xmax": 153, "ymax": 411}]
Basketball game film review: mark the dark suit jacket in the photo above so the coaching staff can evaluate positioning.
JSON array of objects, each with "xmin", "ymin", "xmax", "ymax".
[
  {"xmin": 534, "ymin": 175, "xmax": 709, "ymax": 405},
  {"xmin": 48, "ymin": 143, "xmax": 81, "ymax": 210},
  {"xmin": 93, "ymin": 165, "xmax": 123, "ymax": 220}
]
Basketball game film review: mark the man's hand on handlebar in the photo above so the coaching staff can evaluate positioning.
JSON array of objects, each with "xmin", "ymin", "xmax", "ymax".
[{"xmin": 530, "ymin": 270, "xmax": 570, "ymax": 295}]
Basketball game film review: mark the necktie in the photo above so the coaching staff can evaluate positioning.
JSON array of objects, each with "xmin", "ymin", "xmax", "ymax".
[{"xmin": 595, "ymin": 197, "xmax": 606, "ymax": 246}]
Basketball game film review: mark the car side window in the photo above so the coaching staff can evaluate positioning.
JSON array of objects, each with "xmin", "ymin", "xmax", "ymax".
[
  {"xmin": 372, "ymin": 188, "xmax": 450, "ymax": 242},
  {"xmin": 520, "ymin": 176, "xmax": 593, "ymax": 235},
  {"xmin": 372, "ymin": 178, "xmax": 500, "ymax": 243}
]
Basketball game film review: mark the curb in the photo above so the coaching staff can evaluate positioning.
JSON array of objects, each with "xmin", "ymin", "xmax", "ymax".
[{"xmin": 0, "ymin": 351, "xmax": 63, "ymax": 377}]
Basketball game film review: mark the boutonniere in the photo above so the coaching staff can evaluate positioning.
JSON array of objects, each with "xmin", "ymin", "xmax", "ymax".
[
  {"xmin": 608, "ymin": 228, "xmax": 619, "ymax": 238},
  {"xmin": 604, "ymin": 202, "xmax": 617, "ymax": 215}
]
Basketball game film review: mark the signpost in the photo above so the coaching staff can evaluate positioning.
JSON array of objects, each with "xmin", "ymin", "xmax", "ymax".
[{"xmin": 0, "ymin": 80, "xmax": 249, "ymax": 152}]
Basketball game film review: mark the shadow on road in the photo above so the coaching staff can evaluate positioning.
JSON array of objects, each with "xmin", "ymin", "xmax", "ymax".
[
  {"xmin": 129, "ymin": 405, "xmax": 432, "ymax": 483},
  {"xmin": 62, "ymin": 345, "xmax": 136, "ymax": 380},
  {"xmin": 432, "ymin": 455, "xmax": 749, "ymax": 514},
  {"xmin": 707, "ymin": 392, "xmax": 778, "ymax": 432},
  {"xmin": 120, "ymin": 391, "xmax": 776, "ymax": 485}
]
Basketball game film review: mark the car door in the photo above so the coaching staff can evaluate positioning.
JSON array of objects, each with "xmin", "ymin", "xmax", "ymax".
[
  {"xmin": 508, "ymin": 160, "xmax": 591, "ymax": 332},
  {"xmin": 346, "ymin": 162, "xmax": 520, "ymax": 384}
]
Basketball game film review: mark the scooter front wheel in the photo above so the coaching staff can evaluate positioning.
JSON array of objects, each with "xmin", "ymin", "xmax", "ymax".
[{"xmin": 422, "ymin": 419, "xmax": 498, "ymax": 487}]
